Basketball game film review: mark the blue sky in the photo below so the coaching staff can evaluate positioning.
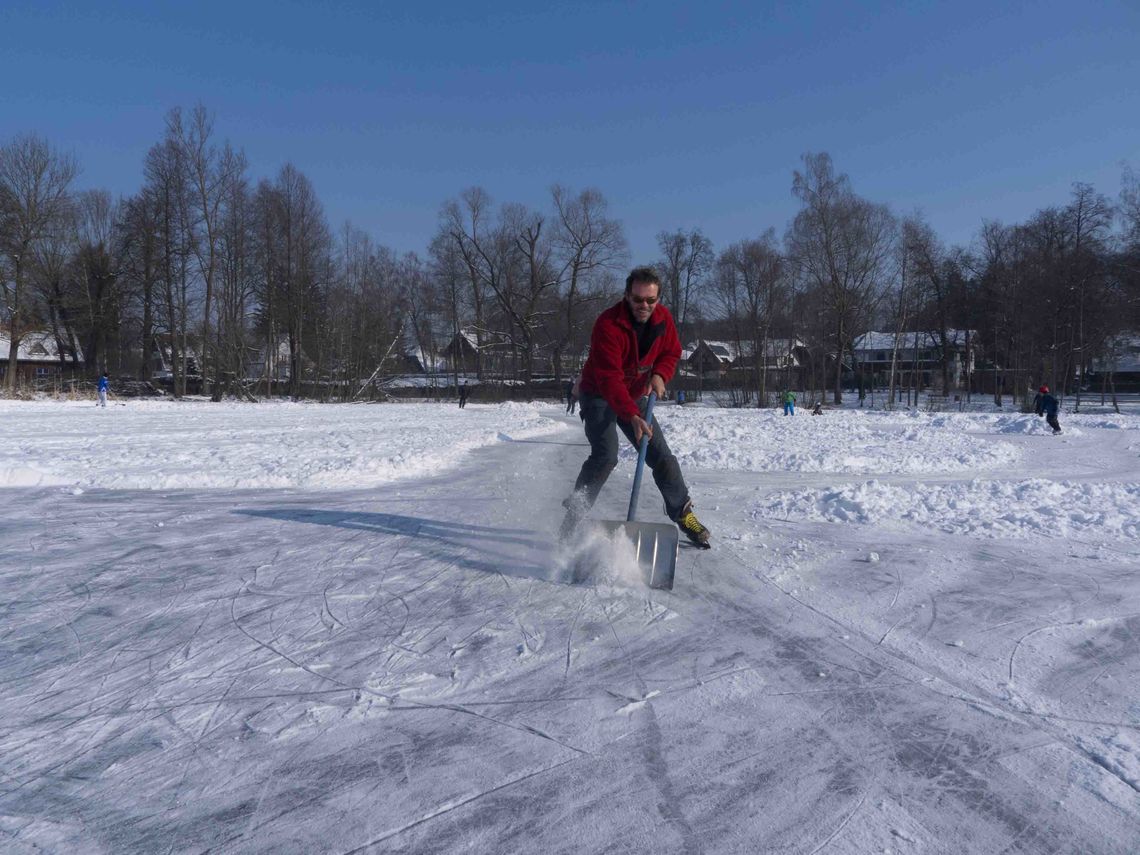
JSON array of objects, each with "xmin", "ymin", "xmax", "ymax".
[{"xmin": 2, "ymin": 1, "xmax": 1138, "ymax": 262}]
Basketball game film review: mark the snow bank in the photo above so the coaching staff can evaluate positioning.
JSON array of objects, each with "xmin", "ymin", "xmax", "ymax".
[
  {"xmin": 929, "ymin": 410, "xmax": 1140, "ymax": 435},
  {"xmin": 657, "ymin": 407, "xmax": 1022, "ymax": 474},
  {"xmin": 757, "ymin": 478, "xmax": 1140, "ymax": 539},
  {"xmin": 0, "ymin": 399, "xmax": 561, "ymax": 490},
  {"xmin": 4, "ymin": 398, "xmax": 1136, "ymax": 493}
]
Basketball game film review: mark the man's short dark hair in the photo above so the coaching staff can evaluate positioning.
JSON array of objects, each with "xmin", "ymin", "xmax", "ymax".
[{"xmin": 625, "ymin": 266, "xmax": 661, "ymax": 294}]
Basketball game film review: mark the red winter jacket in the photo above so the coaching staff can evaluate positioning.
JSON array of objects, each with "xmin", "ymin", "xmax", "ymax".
[{"xmin": 579, "ymin": 299, "xmax": 682, "ymax": 421}]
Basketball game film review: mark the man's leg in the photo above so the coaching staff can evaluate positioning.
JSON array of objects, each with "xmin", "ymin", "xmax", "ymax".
[
  {"xmin": 561, "ymin": 393, "xmax": 619, "ymax": 537},
  {"xmin": 614, "ymin": 413, "xmax": 687, "ymax": 516},
  {"xmin": 615, "ymin": 413, "xmax": 711, "ymax": 546}
]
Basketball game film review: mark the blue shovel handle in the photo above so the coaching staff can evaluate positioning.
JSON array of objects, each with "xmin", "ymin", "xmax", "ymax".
[{"xmin": 626, "ymin": 392, "xmax": 657, "ymax": 522}]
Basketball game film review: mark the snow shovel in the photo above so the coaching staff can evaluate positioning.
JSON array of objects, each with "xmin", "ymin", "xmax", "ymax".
[{"xmin": 596, "ymin": 392, "xmax": 679, "ymax": 590}]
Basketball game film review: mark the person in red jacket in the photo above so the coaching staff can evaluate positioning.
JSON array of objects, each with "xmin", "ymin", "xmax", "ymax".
[{"xmin": 560, "ymin": 266, "xmax": 711, "ymax": 548}]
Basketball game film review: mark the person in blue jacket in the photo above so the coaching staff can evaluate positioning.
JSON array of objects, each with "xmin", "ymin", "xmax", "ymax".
[
  {"xmin": 97, "ymin": 373, "xmax": 109, "ymax": 408},
  {"xmin": 1039, "ymin": 387, "xmax": 1061, "ymax": 434}
]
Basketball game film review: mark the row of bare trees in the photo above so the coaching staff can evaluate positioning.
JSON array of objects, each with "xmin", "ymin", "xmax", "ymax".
[
  {"xmin": 433, "ymin": 185, "xmax": 628, "ymax": 386},
  {"xmin": 700, "ymin": 153, "xmax": 1139, "ymax": 406},
  {"xmin": 3, "ymin": 115, "xmax": 1139, "ymax": 403}
]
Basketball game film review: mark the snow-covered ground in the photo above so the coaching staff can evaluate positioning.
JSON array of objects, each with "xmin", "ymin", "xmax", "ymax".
[
  {"xmin": 1, "ymin": 398, "xmax": 1138, "ymax": 853},
  {"xmin": 0, "ymin": 399, "xmax": 562, "ymax": 490}
]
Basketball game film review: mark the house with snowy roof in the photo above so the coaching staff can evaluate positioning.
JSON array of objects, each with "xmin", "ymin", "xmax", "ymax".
[
  {"xmin": 442, "ymin": 327, "xmax": 516, "ymax": 374},
  {"xmin": 1087, "ymin": 334, "xmax": 1140, "ymax": 391},
  {"xmin": 152, "ymin": 340, "xmax": 202, "ymax": 381},
  {"xmin": 399, "ymin": 340, "xmax": 447, "ymax": 374},
  {"xmin": 851, "ymin": 330, "xmax": 978, "ymax": 389},
  {"xmin": 0, "ymin": 330, "xmax": 85, "ymax": 385},
  {"xmin": 245, "ymin": 336, "xmax": 305, "ymax": 383},
  {"xmin": 685, "ymin": 338, "xmax": 809, "ymax": 378}
]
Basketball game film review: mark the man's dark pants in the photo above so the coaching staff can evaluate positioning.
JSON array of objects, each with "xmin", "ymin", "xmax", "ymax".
[{"xmin": 569, "ymin": 391, "xmax": 690, "ymax": 520}]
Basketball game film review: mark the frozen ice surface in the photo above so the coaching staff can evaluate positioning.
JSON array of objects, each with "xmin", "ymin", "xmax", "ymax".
[{"xmin": 1, "ymin": 399, "xmax": 1138, "ymax": 853}]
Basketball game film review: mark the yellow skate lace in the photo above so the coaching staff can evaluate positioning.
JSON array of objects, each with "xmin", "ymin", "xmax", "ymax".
[{"xmin": 678, "ymin": 510, "xmax": 707, "ymax": 536}]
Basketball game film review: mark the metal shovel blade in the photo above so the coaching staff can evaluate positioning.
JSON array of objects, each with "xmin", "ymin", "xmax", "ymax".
[{"xmin": 596, "ymin": 520, "xmax": 679, "ymax": 590}]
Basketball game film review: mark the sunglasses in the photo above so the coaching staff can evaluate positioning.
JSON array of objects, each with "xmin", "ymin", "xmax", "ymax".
[{"xmin": 627, "ymin": 294, "xmax": 659, "ymax": 306}]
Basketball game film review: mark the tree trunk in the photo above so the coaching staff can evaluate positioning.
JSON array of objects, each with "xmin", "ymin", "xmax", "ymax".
[
  {"xmin": 832, "ymin": 319, "xmax": 844, "ymax": 404},
  {"xmin": 5, "ymin": 252, "xmax": 24, "ymax": 390}
]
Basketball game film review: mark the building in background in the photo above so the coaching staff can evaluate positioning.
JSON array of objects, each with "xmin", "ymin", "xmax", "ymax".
[{"xmin": 0, "ymin": 331, "xmax": 85, "ymax": 387}]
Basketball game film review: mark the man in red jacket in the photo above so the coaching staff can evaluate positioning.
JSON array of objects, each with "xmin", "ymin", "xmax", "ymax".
[{"xmin": 560, "ymin": 266, "xmax": 711, "ymax": 548}]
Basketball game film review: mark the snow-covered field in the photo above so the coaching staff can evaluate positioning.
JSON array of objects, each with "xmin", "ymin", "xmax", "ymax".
[
  {"xmin": 0, "ymin": 400, "xmax": 563, "ymax": 490},
  {"xmin": 2, "ymin": 398, "xmax": 1138, "ymax": 853}
]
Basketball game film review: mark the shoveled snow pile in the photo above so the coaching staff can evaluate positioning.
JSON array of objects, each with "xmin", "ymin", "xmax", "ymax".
[
  {"xmin": 657, "ymin": 407, "xmax": 1022, "ymax": 473},
  {"xmin": 3, "ymin": 399, "xmax": 1130, "ymax": 492},
  {"xmin": 0, "ymin": 399, "xmax": 562, "ymax": 490},
  {"xmin": 756, "ymin": 478, "xmax": 1140, "ymax": 539},
  {"xmin": 928, "ymin": 411, "xmax": 1140, "ymax": 435},
  {"xmin": 926, "ymin": 412, "xmax": 1074, "ymax": 435}
]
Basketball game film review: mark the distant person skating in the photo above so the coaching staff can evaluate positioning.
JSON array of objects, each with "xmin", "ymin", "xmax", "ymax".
[
  {"xmin": 559, "ymin": 266, "xmax": 710, "ymax": 548},
  {"xmin": 1033, "ymin": 384, "xmax": 1048, "ymax": 417},
  {"xmin": 97, "ymin": 373, "xmax": 109, "ymax": 407},
  {"xmin": 564, "ymin": 377, "xmax": 578, "ymax": 414},
  {"xmin": 782, "ymin": 390, "xmax": 796, "ymax": 416},
  {"xmin": 458, "ymin": 381, "xmax": 469, "ymax": 409},
  {"xmin": 676, "ymin": 389, "xmax": 685, "ymax": 406},
  {"xmin": 812, "ymin": 401, "xmax": 823, "ymax": 416},
  {"xmin": 1039, "ymin": 387, "xmax": 1062, "ymax": 434}
]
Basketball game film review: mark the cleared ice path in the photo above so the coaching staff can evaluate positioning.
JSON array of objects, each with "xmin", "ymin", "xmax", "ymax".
[{"xmin": 1, "ymin": 417, "xmax": 1137, "ymax": 853}]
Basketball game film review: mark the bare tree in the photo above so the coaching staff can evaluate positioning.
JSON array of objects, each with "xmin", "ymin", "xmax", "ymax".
[
  {"xmin": 1062, "ymin": 183, "xmax": 1113, "ymax": 409},
  {"xmin": 440, "ymin": 188, "xmax": 493, "ymax": 377},
  {"xmin": 786, "ymin": 153, "xmax": 895, "ymax": 403},
  {"xmin": 711, "ymin": 230, "xmax": 785, "ymax": 404},
  {"xmin": 903, "ymin": 216, "xmax": 961, "ymax": 395},
  {"xmin": 551, "ymin": 185, "xmax": 627, "ymax": 381},
  {"xmin": 884, "ymin": 226, "xmax": 914, "ymax": 408},
  {"xmin": 169, "ymin": 105, "xmax": 247, "ymax": 395},
  {"xmin": 656, "ymin": 228, "xmax": 713, "ymax": 328},
  {"xmin": 327, "ymin": 226, "xmax": 404, "ymax": 399},
  {"xmin": 397, "ymin": 250, "xmax": 440, "ymax": 393},
  {"xmin": 143, "ymin": 134, "xmax": 196, "ymax": 396},
  {"xmin": 429, "ymin": 231, "xmax": 470, "ymax": 387},
  {"xmin": 0, "ymin": 134, "xmax": 78, "ymax": 389},
  {"xmin": 72, "ymin": 190, "xmax": 123, "ymax": 375},
  {"xmin": 213, "ymin": 171, "xmax": 256, "ymax": 397},
  {"xmin": 500, "ymin": 202, "xmax": 558, "ymax": 380},
  {"xmin": 977, "ymin": 220, "xmax": 1031, "ymax": 406},
  {"xmin": 119, "ymin": 188, "xmax": 165, "ymax": 380},
  {"xmin": 1120, "ymin": 167, "xmax": 1140, "ymax": 335},
  {"xmin": 271, "ymin": 164, "xmax": 331, "ymax": 397},
  {"xmin": 27, "ymin": 197, "xmax": 81, "ymax": 373},
  {"xmin": 1121, "ymin": 166, "xmax": 1140, "ymax": 250}
]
